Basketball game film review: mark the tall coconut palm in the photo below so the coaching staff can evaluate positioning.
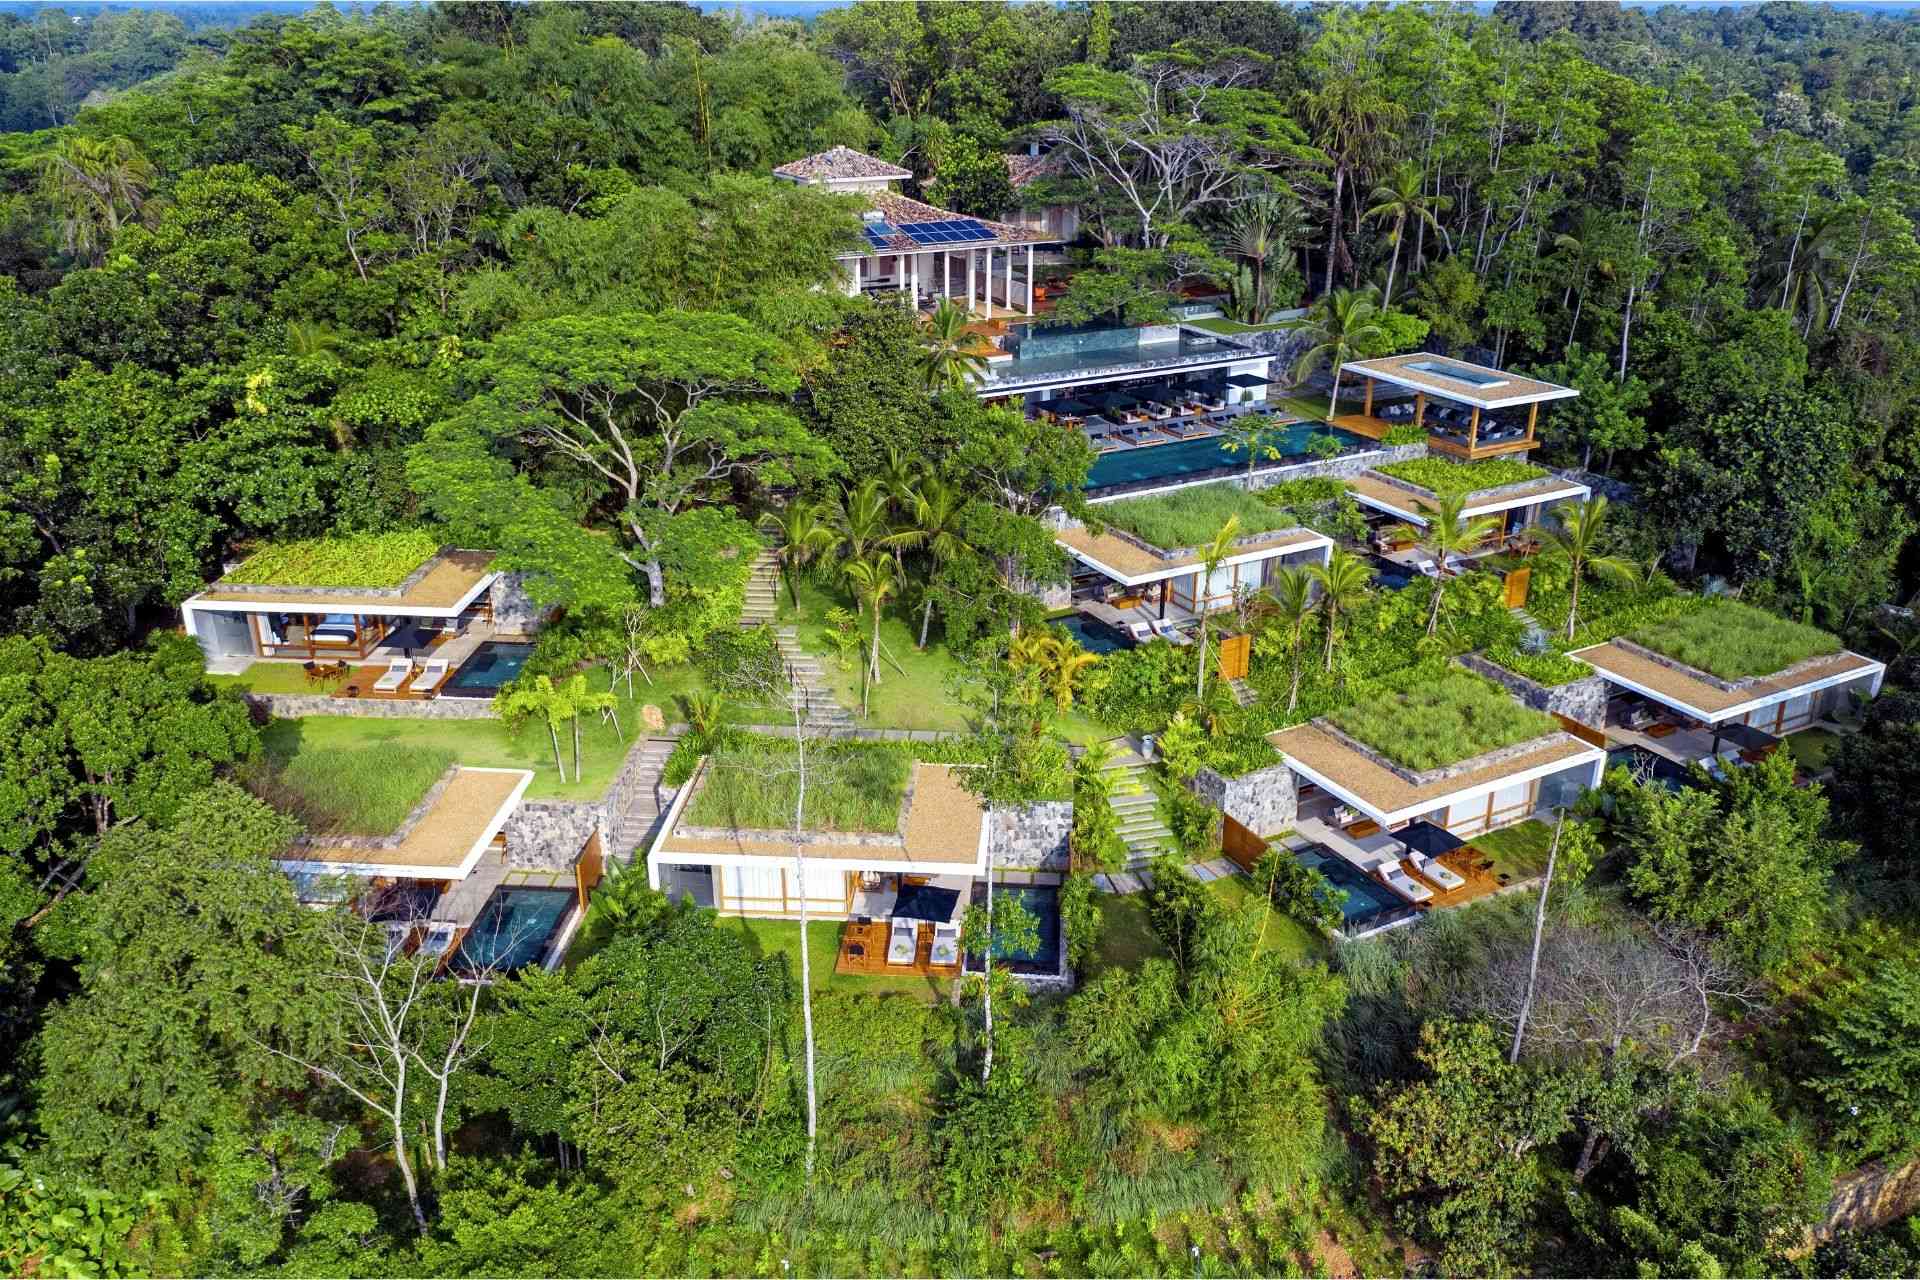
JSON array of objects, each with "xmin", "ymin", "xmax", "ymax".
[
  {"xmin": 842, "ymin": 553, "xmax": 898, "ymax": 704},
  {"xmin": 39, "ymin": 133, "xmax": 157, "ymax": 266},
  {"xmin": 1363, "ymin": 161, "xmax": 1452, "ymax": 307},
  {"xmin": 758, "ymin": 499, "xmax": 836, "ymax": 608},
  {"xmin": 1306, "ymin": 548, "xmax": 1372, "ymax": 673},
  {"xmin": 1537, "ymin": 496, "xmax": 1634, "ymax": 641},
  {"xmin": 1287, "ymin": 286, "xmax": 1387, "ymax": 417},
  {"xmin": 910, "ymin": 475, "xmax": 970, "ymax": 647},
  {"xmin": 917, "ymin": 298, "xmax": 987, "ymax": 390},
  {"xmin": 1267, "ymin": 565, "xmax": 1317, "ymax": 713},
  {"xmin": 833, "ymin": 478, "xmax": 914, "ymax": 564},
  {"xmin": 1393, "ymin": 494, "xmax": 1501, "ymax": 637},
  {"xmin": 1194, "ymin": 515, "xmax": 1242, "ymax": 700}
]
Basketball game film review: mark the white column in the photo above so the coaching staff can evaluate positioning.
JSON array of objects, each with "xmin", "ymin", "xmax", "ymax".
[
  {"xmin": 943, "ymin": 251, "xmax": 950, "ymax": 302},
  {"xmin": 1025, "ymin": 244, "xmax": 1035, "ymax": 316},
  {"xmin": 1004, "ymin": 246, "xmax": 1013, "ymax": 316},
  {"xmin": 847, "ymin": 256, "xmax": 861, "ymax": 298},
  {"xmin": 983, "ymin": 248, "xmax": 993, "ymax": 319},
  {"xmin": 896, "ymin": 255, "xmax": 907, "ymax": 297},
  {"xmin": 965, "ymin": 250, "xmax": 976, "ymax": 315}
]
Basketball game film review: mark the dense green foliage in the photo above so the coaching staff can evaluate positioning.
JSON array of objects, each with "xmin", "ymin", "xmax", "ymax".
[{"xmin": 223, "ymin": 529, "xmax": 441, "ymax": 587}]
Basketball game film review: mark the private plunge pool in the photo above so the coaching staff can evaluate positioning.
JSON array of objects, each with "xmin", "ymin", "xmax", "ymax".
[
  {"xmin": 440, "ymin": 640, "xmax": 535, "ymax": 699},
  {"xmin": 1086, "ymin": 422, "xmax": 1373, "ymax": 494},
  {"xmin": 452, "ymin": 885, "xmax": 576, "ymax": 975},
  {"xmin": 963, "ymin": 883, "xmax": 1065, "ymax": 979},
  {"xmin": 1293, "ymin": 842, "xmax": 1408, "ymax": 936}
]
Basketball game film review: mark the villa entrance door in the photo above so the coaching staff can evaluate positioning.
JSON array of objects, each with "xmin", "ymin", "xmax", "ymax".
[
  {"xmin": 1502, "ymin": 566, "xmax": 1532, "ymax": 609},
  {"xmin": 1216, "ymin": 632, "xmax": 1251, "ymax": 681}
]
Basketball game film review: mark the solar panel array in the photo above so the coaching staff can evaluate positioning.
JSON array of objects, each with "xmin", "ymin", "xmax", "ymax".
[{"xmin": 860, "ymin": 217, "xmax": 997, "ymax": 250}]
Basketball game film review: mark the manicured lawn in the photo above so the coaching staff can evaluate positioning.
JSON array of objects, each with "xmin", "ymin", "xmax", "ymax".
[
  {"xmin": 779, "ymin": 576, "xmax": 976, "ymax": 732},
  {"xmin": 687, "ymin": 740, "xmax": 910, "ymax": 833},
  {"xmin": 1473, "ymin": 819, "xmax": 1559, "ymax": 882},
  {"xmin": 1090, "ymin": 893, "xmax": 1169, "ymax": 975},
  {"xmin": 1281, "ymin": 392, "xmax": 1334, "ymax": 419},
  {"xmin": 251, "ymin": 739, "xmax": 454, "ymax": 835},
  {"xmin": 1374, "ymin": 457, "xmax": 1548, "ymax": 498},
  {"xmin": 1207, "ymin": 873, "xmax": 1327, "ymax": 964},
  {"xmin": 1628, "ymin": 598, "xmax": 1841, "ymax": 680},
  {"xmin": 1097, "ymin": 480, "xmax": 1301, "ymax": 550},
  {"xmin": 1327, "ymin": 668, "xmax": 1558, "ymax": 771},
  {"xmin": 724, "ymin": 916, "xmax": 949, "ymax": 1002},
  {"xmin": 1787, "ymin": 727, "xmax": 1843, "ymax": 774},
  {"xmin": 258, "ymin": 665, "xmax": 709, "ymax": 802}
]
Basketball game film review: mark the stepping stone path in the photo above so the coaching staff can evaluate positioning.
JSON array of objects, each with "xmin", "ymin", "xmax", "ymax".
[
  {"xmin": 610, "ymin": 736, "xmax": 681, "ymax": 861},
  {"xmin": 1101, "ymin": 743, "xmax": 1174, "ymax": 869},
  {"xmin": 1227, "ymin": 677, "xmax": 1256, "ymax": 708},
  {"xmin": 740, "ymin": 550, "xmax": 780, "ymax": 627}
]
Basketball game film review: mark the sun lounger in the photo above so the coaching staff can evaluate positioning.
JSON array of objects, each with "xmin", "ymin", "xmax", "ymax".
[
  {"xmin": 1127, "ymin": 621, "xmax": 1154, "ymax": 645},
  {"xmin": 930, "ymin": 924, "xmax": 960, "ymax": 967},
  {"xmin": 887, "ymin": 918, "xmax": 918, "ymax": 965},
  {"xmin": 1150, "ymin": 618, "xmax": 1192, "ymax": 646},
  {"xmin": 1408, "ymin": 853, "xmax": 1465, "ymax": 891},
  {"xmin": 1380, "ymin": 863, "xmax": 1433, "ymax": 904},
  {"xmin": 372, "ymin": 658, "xmax": 414, "ymax": 692},
  {"xmin": 412, "ymin": 657, "xmax": 452, "ymax": 695}
]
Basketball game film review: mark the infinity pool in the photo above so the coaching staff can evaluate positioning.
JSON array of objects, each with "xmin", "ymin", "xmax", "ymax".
[
  {"xmin": 453, "ymin": 886, "xmax": 574, "ymax": 974},
  {"xmin": 443, "ymin": 641, "xmax": 534, "ymax": 698},
  {"xmin": 1086, "ymin": 423, "xmax": 1372, "ymax": 492},
  {"xmin": 1293, "ymin": 843, "xmax": 1404, "ymax": 932}
]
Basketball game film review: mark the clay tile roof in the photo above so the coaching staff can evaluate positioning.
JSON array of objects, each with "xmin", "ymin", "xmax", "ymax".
[{"xmin": 773, "ymin": 145, "xmax": 913, "ymax": 182}]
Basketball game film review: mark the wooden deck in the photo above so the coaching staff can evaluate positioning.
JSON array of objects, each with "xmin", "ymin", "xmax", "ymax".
[
  {"xmin": 835, "ymin": 919, "xmax": 961, "ymax": 978},
  {"xmin": 334, "ymin": 663, "xmax": 436, "ymax": 701},
  {"xmin": 1331, "ymin": 411, "xmax": 1540, "ymax": 459},
  {"xmin": 1398, "ymin": 845, "xmax": 1509, "ymax": 910}
]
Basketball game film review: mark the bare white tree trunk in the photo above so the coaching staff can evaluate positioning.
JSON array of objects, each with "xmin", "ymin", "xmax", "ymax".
[
  {"xmin": 1510, "ymin": 810, "xmax": 1566, "ymax": 1065},
  {"xmin": 790, "ymin": 695, "xmax": 819, "ymax": 1178},
  {"xmin": 981, "ymin": 819, "xmax": 996, "ymax": 1084}
]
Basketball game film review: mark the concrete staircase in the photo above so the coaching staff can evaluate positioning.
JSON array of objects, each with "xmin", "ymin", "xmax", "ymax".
[
  {"xmin": 610, "ymin": 737, "xmax": 680, "ymax": 862},
  {"xmin": 1102, "ymin": 745, "xmax": 1173, "ymax": 869},
  {"xmin": 773, "ymin": 625, "xmax": 856, "ymax": 732},
  {"xmin": 1228, "ymin": 677, "xmax": 1256, "ymax": 708},
  {"xmin": 741, "ymin": 551, "xmax": 780, "ymax": 627}
]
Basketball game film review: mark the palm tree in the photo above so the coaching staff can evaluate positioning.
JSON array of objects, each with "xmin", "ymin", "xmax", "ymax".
[
  {"xmin": 1267, "ymin": 566, "xmax": 1317, "ymax": 713},
  {"xmin": 1194, "ymin": 515, "xmax": 1242, "ymax": 700},
  {"xmin": 833, "ymin": 478, "xmax": 913, "ymax": 564},
  {"xmin": 1394, "ymin": 494, "xmax": 1501, "ymax": 637},
  {"xmin": 1219, "ymin": 414, "xmax": 1283, "ymax": 483},
  {"xmin": 1552, "ymin": 210, "xmax": 1615, "ymax": 345},
  {"xmin": 1306, "ymin": 549, "xmax": 1372, "ymax": 674},
  {"xmin": 1009, "ymin": 632, "xmax": 1101, "ymax": 712},
  {"xmin": 1287, "ymin": 286, "xmax": 1387, "ymax": 417},
  {"xmin": 758, "ymin": 499, "xmax": 836, "ymax": 608},
  {"xmin": 910, "ymin": 475, "xmax": 970, "ymax": 648},
  {"xmin": 1536, "ymin": 496, "xmax": 1634, "ymax": 641},
  {"xmin": 1223, "ymin": 192, "xmax": 1307, "ymax": 318},
  {"xmin": 917, "ymin": 298, "xmax": 987, "ymax": 390},
  {"xmin": 842, "ymin": 553, "xmax": 898, "ymax": 708},
  {"xmin": 1362, "ymin": 161, "xmax": 1452, "ymax": 307},
  {"xmin": 495, "ymin": 675, "xmax": 571, "ymax": 782},
  {"xmin": 39, "ymin": 133, "xmax": 158, "ymax": 266}
]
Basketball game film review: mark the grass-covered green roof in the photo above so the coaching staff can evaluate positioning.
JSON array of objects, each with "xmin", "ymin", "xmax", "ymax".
[
  {"xmin": 1627, "ymin": 598, "xmax": 1841, "ymax": 680},
  {"xmin": 1096, "ymin": 482, "xmax": 1300, "ymax": 550},
  {"xmin": 1326, "ymin": 668, "xmax": 1558, "ymax": 772},
  {"xmin": 1374, "ymin": 457, "xmax": 1548, "ymax": 498},
  {"xmin": 225, "ymin": 530, "xmax": 442, "ymax": 589},
  {"xmin": 686, "ymin": 740, "xmax": 912, "ymax": 833}
]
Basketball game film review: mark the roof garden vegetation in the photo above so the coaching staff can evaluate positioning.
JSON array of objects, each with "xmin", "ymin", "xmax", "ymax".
[
  {"xmin": 1325, "ymin": 668, "xmax": 1558, "ymax": 772},
  {"xmin": 1481, "ymin": 643, "xmax": 1593, "ymax": 688},
  {"xmin": 247, "ymin": 741, "xmax": 457, "ymax": 836},
  {"xmin": 1096, "ymin": 481, "xmax": 1299, "ymax": 550},
  {"xmin": 686, "ymin": 739, "xmax": 913, "ymax": 833},
  {"xmin": 1626, "ymin": 598, "xmax": 1841, "ymax": 680},
  {"xmin": 1374, "ymin": 457, "xmax": 1548, "ymax": 498},
  {"xmin": 224, "ymin": 529, "xmax": 442, "ymax": 589}
]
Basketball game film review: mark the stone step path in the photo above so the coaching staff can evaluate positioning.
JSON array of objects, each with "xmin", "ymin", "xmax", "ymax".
[
  {"xmin": 1228, "ymin": 677, "xmax": 1256, "ymax": 708},
  {"xmin": 1101, "ymin": 746, "xmax": 1174, "ymax": 869},
  {"xmin": 773, "ymin": 625, "xmax": 857, "ymax": 731},
  {"xmin": 610, "ymin": 736, "xmax": 681, "ymax": 862},
  {"xmin": 1093, "ymin": 858, "xmax": 1242, "ymax": 895},
  {"xmin": 740, "ymin": 550, "xmax": 781, "ymax": 627}
]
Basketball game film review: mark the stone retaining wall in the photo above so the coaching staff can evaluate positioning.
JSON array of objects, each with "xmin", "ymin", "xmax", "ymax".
[
  {"xmin": 1817, "ymin": 1154, "xmax": 1920, "ymax": 1244},
  {"xmin": 1242, "ymin": 441, "xmax": 1429, "ymax": 492},
  {"xmin": 1190, "ymin": 761, "xmax": 1298, "ymax": 836},
  {"xmin": 504, "ymin": 799, "xmax": 606, "ymax": 871},
  {"xmin": 490, "ymin": 572, "xmax": 546, "ymax": 636},
  {"xmin": 1456, "ymin": 653, "xmax": 1609, "ymax": 728},
  {"xmin": 244, "ymin": 692, "xmax": 499, "ymax": 720},
  {"xmin": 992, "ymin": 800, "xmax": 1073, "ymax": 871}
]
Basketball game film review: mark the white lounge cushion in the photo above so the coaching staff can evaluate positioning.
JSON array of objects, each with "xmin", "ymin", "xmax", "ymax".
[
  {"xmin": 1382, "ymin": 865, "xmax": 1433, "ymax": 903},
  {"xmin": 372, "ymin": 658, "xmax": 414, "ymax": 691},
  {"xmin": 1410, "ymin": 853, "xmax": 1465, "ymax": 891}
]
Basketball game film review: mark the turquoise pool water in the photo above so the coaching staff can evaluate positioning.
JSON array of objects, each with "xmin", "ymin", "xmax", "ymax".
[
  {"xmin": 1059, "ymin": 615, "xmax": 1130, "ymax": 655},
  {"xmin": 1086, "ymin": 422, "xmax": 1371, "ymax": 491},
  {"xmin": 1294, "ymin": 843, "xmax": 1403, "ymax": 930},
  {"xmin": 966, "ymin": 884, "xmax": 1064, "ymax": 975},
  {"xmin": 454, "ymin": 886, "xmax": 574, "ymax": 973},
  {"xmin": 444, "ymin": 641, "xmax": 534, "ymax": 697}
]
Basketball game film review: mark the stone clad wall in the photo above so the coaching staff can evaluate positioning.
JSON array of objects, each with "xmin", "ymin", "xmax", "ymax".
[
  {"xmin": 243, "ymin": 692, "xmax": 497, "ymax": 720},
  {"xmin": 489, "ymin": 573, "xmax": 546, "ymax": 637},
  {"xmin": 993, "ymin": 800, "xmax": 1073, "ymax": 871},
  {"xmin": 1457, "ymin": 654, "xmax": 1609, "ymax": 729},
  {"xmin": 502, "ymin": 799, "xmax": 606, "ymax": 871},
  {"xmin": 1190, "ymin": 761, "xmax": 1298, "ymax": 836}
]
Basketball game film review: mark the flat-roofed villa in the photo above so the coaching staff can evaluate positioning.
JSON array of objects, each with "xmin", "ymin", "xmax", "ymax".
[
  {"xmin": 1570, "ymin": 599, "xmax": 1885, "ymax": 765},
  {"xmin": 276, "ymin": 765, "xmax": 599, "ymax": 977},
  {"xmin": 1341, "ymin": 458, "xmax": 1591, "ymax": 568},
  {"xmin": 1263, "ymin": 668, "xmax": 1606, "ymax": 928},
  {"xmin": 1054, "ymin": 481, "xmax": 1334, "ymax": 642},
  {"xmin": 180, "ymin": 532, "xmax": 545, "ymax": 702},
  {"xmin": 648, "ymin": 747, "xmax": 1069, "ymax": 983},
  {"xmin": 1333, "ymin": 352, "xmax": 1579, "ymax": 461}
]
